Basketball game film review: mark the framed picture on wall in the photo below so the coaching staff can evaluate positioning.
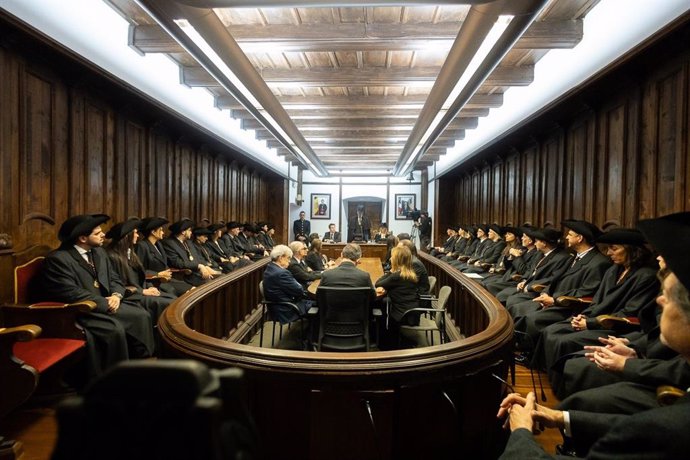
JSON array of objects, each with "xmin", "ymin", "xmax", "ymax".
[
  {"xmin": 395, "ymin": 194, "xmax": 416, "ymax": 220},
  {"xmin": 311, "ymin": 193, "xmax": 331, "ymax": 219}
]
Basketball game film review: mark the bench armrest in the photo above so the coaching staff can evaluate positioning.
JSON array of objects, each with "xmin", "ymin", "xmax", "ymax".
[{"xmin": 1, "ymin": 302, "xmax": 94, "ymax": 340}]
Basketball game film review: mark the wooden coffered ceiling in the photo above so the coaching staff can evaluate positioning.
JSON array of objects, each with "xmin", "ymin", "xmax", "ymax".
[{"xmin": 104, "ymin": 0, "xmax": 598, "ymax": 176}]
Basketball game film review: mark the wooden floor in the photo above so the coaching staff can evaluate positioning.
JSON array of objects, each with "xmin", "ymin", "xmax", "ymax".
[{"xmin": 0, "ymin": 362, "xmax": 563, "ymax": 459}]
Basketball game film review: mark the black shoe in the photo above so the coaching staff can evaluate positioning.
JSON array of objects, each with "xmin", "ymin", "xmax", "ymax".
[
  {"xmin": 555, "ymin": 444, "xmax": 578, "ymax": 457},
  {"xmin": 514, "ymin": 351, "xmax": 530, "ymax": 364}
]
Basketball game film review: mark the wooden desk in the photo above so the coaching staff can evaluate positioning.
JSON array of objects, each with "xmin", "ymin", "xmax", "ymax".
[
  {"xmin": 321, "ymin": 243, "xmax": 387, "ymax": 261},
  {"xmin": 308, "ymin": 257, "xmax": 384, "ymax": 295}
]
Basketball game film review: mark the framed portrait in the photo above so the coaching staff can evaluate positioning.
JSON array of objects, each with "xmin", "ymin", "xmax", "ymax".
[
  {"xmin": 311, "ymin": 193, "xmax": 331, "ymax": 219},
  {"xmin": 395, "ymin": 194, "xmax": 416, "ymax": 220}
]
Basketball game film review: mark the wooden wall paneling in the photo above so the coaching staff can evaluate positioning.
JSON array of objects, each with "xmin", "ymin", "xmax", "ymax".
[
  {"xmin": 491, "ymin": 160, "xmax": 503, "ymax": 224},
  {"xmin": 623, "ymin": 89, "xmax": 641, "ymax": 227},
  {"xmin": 565, "ymin": 114, "xmax": 594, "ymax": 220},
  {"xmin": 656, "ymin": 66, "xmax": 685, "ymax": 217},
  {"xmin": 504, "ymin": 153, "xmax": 518, "ymax": 226},
  {"xmin": 521, "ymin": 145, "xmax": 537, "ymax": 225},
  {"xmin": 20, "ymin": 65, "xmax": 66, "ymax": 248},
  {"xmin": 596, "ymin": 99, "xmax": 627, "ymax": 227},
  {"xmin": 83, "ymin": 98, "xmax": 108, "ymax": 215},
  {"xmin": 0, "ymin": 48, "xmax": 20, "ymax": 237},
  {"xmin": 480, "ymin": 166, "xmax": 491, "ymax": 223},
  {"xmin": 542, "ymin": 129, "xmax": 564, "ymax": 227}
]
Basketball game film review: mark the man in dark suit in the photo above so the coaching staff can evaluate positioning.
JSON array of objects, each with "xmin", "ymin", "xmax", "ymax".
[
  {"xmin": 37, "ymin": 214, "xmax": 155, "ymax": 382},
  {"xmin": 287, "ymin": 241, "xmax": 321, "ymax": 288},
  {"xmin": 497, "ymin": 228, "xmax": 571, "ymax": 306},
  {"xmin": 293, "ymin": 211, "xmax": 310, "ymax": 243},
  {"xmin": 347, "ymin": 205, "xmax": 371, "ymax": 242},
  {"xmin": 511, "ymin": 220, "xmax": 611, "ymax": 324},
  {"xmin": 161, "ymin": 218, "xmax": 216, "ymax": 286},
  {"xmin": 323, "ymin": 223, "xmax": 342, "ymax": 243},
  {"xmin": 263, "ymin": 244, "xmax": 309, "ymax": 324},
  {"xmin": 496, "ymin": 212, "xmax": 690, "ymax": 459},
  {"xmin": 135, "ymin": 216, "xmax": 193, "ymax": 296},
  {"xmin": 320, "ymin": 243, "xmax": 376, "ymax": 299}
]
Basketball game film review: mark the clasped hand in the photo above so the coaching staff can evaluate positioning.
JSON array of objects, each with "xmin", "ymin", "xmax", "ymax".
[{"xmin": 496, "ymin": 392, "xmax": 564, "ymax": 433}]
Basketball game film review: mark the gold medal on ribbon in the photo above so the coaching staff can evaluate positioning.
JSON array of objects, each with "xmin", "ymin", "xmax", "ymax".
[
  {"xmin": 94, "ymin": 280, "xmax": 100, "ymax": 288},
  {"xmin": 189, "ymin": 255, "xmax": 194, "ymax": 261}
]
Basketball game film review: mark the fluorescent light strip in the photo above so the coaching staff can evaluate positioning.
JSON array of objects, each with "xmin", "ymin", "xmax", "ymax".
[{"xmin": 403, "ymin": 15, "xmax": 512, "ymax": 176}]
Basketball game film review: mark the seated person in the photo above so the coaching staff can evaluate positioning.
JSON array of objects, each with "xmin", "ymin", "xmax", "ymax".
[
  {"xmin": 382, "ymin": 234, "xmax": 399, "ymax": 272},
  {"xmin": 135, "ymin": 216, "xmax": 193, "ymax": 296},
  {"xmin": 323, "ymin": 223, "xmax": 342, "ymax": 243},
  {"xmin": 320, "ymin": 243, "xmax": 376, "ymax": 298},
  {"xmin": 287, "ymin": 241, "xmax": 321, "ymax": 288},
  {"xmin": 205, "ymin": 223, "xmax": 251, "ymax": 272},
  {"xmin": 481, "ymin": 226, "xmax": 538, "ymax": 295},
  {"xmin": 237, "ymin": 223, "xmax": 268, "ymax": 260},
  {"xmin": 462, "ymin": 224, "xmax": 506, "ymax": 274},
  {"xmin": 531, "ymin": 229, "xmax": 660, "ymax": 389},
  {"xmin": 398, "ymin": 238, "xmax": 431, "ymax": 295},
  {"xmin": 496, "ymin": 212, "xmax": 690, "ymax": 459},
  {"xmin": 37, "ymin": 214, "xmax": 155, "ymax": 382},
  {"xmin": 161, "ymin": 218, "xmax": 216, "ymax": 286},
  {"xmin": 305, "ymin": 238, "xmax": 334, "ymax": 272},
  {"xmin": 263, "ymin": 244, "xmax": 309, "ymax": 324},
  {"xmin": 430, "ymin": 225, "xmax": 458, "ymax": 258},
  {"xmin": 105, "ymin": 218, "xmax": 176, "ymax": 324},
  {"xmin": 373, "ymin": 223, "xmax": 391, "ymax": 243},
  {"xmin": 376, "ymin": 246, "xmax": 420, "ymax": 326},
  {"xmin": 257, "ymin": 222, "xmax": 275, "ymax": 251},
  {"xmin": 190, "ymin": 227, "xmax": 224, "ymax": 276}
]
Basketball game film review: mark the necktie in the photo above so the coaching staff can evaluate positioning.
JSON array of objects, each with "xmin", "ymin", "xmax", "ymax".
[
  {"xmin": 85, "ymin": 250, "xmax": 100, "ymax": 288},
  {"xmin": 570, "ymin": 255, "xmax": 581, "ymax": 268}
]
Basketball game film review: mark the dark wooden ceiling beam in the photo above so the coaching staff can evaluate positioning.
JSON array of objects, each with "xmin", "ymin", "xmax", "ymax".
[
  {"xmin": 216, "ymin": 93, "xmax": 503, "ymax": 110},
  {"xmin": 182, "ymin": 65, "xmax": 533, "ymax": 87},
  {"xmin": 231, "ymin": 107, "xmax": 489, "ymax": 119},
  {"xmin": 266, "ymin": 138, "xmax": 455, "ymax": 149},
  {"xmin": 130, "ymin": 20, "xmax": 582, "ymax": 53},
  {"xmin": 254, "ymin": 128, "xmax": 465, "ymax": 140},
  {"xmin": 242, "ymin": 117, "xmax": 478, "ymax": 130}
]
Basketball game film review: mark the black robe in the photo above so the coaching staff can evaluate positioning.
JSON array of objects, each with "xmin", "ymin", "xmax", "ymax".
[
  {"xmin": 134, "ymin": 239, "xmax": 192, "ymax": 296},
  {"xmin": 38, "ymin": 246, "xmax": 154, "ymax": 380},
  {"xmin": 531, "ymin": 265, "xmax": 660, "ymax": 382}
]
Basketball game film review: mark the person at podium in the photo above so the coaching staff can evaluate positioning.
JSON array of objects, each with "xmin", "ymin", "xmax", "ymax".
[{"xmin": 347, "ymin": 204, "xmax": 371, "ymax": 242}]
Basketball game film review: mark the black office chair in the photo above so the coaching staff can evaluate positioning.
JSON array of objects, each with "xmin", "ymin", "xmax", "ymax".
[
  {"xmin": 51, "ymin": 360, "xmax": 259, "ymax": 460},
  {"xmin": 399, "ymin": 285, "xmax": 452, "ymax": 347},
  {"xmin": 315, "ymin": 287, "xmax": 373, "ymax": 352},
  {"xmin": 258, "ymin": 281, "xmax": 311, "ymax": 348}
]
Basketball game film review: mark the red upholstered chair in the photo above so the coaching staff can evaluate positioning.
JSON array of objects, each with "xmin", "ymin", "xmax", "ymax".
[{"xmin": 1, "ymin": 252, "xmax": 96, "ymax": 418}]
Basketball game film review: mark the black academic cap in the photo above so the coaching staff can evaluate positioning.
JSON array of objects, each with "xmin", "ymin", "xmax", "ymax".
[
  {"xmin": 226, "ymin": 221, "xmax": 241, "ymax": 230},
  {"xmin": 562, "ymin": 219, "xmax": 603, "ymax": 244},
  {"xmin": 504, "ymin": 226, "xmax": 523, "ymax": 237},
  {"xmin": 139, "ymin": 217, "xmax": 169, "ymax": 236},
  {"xmin": 192, "ymin": 226, "xmax": 213, "ymax": 236},
  {"xmin": 637, "ymin": 212, "xmax": 690, "ymax": 291},
  {"xmin": 169, "ymin": 218, "xmax": 194, "ymax": 235},
  {"xmin": 596, "ymin": 228, "xmax": 646, "ymax": 246},
  {"xmin": 532, "ymin": 228, "xmax": 561, "ymax": 245},
  {"xmin": 489, "ymin": 224, "xmax": 504, "ymax": 236},
  {"xmin": 207, "ymin": 223, "xmax": 225, "ymax": 232},
  {"xmin": 106, "ymin": 218, "xmax": 141, "ymax": 242},
  {"xmin": 58, "ymin": 214, "xmax": 110, "ymax": 243}
]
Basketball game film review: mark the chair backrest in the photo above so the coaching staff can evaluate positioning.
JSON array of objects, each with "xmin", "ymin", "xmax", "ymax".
[
  {"xmin": 435, "ymin": 286, "xmax": 452, "ymax": 327},
  {"xmin": 316, "ymin": 287, "xmax": 372, "ymax": 352},
  {"xmin": 427, "ymin": 275, "xmax": 437, "ymax": 295},
  {"xmin": 14, "ymin": 256, "xmax": 45, "ymax": 304},
  {"xmin": 51, "ymin": 360, "xmax": 258, "ymax": 460}
]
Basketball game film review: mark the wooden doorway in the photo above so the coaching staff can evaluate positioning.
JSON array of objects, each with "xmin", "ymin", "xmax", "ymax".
[{"xmin": 345, "ymin": 200, "xmax": 383, "ymax": 242}]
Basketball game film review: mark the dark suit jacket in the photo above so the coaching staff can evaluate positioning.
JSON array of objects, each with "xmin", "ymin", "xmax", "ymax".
[
  {"xmin": 161, "ymin": 237, "xmax": 207, "ymax": 285},
  {"xmin": 135, "ymin": 239, "xmax": 170, "ymax": 275},
  {"xmin": 322, "ymin": 231, "xmax": 342, "ymax": 243},
  {"xmin": 501, "ymin": 395, "xmax": 690, "ymax": 459},
  {"xmin": 546, "ymin": 248, "xmax": 612, "ymax": 299},
  {"xmin": 263, "ymin": 262, "xmax": 306, "ymax": 323},
  {"xmin": 39, "ymin": 246, "xmax": 126, "ymax": 313},
  {"xmin": 524, "ymin": 248, "xmax": 572, "ymax": 290},
  {"xmin": 320, "ymin": 261, "xmax": 375, "ymax": 300},
  {"xmin": 479, "ymin": 239, "xmax": 506, "ymax": 264},
  {"xmin": 288, "ymin": 257, "xmax": 321, "ymax": 287},
  {"xmin": 293, "ymin": 218, "xmax": 311, "ymax": 240}
]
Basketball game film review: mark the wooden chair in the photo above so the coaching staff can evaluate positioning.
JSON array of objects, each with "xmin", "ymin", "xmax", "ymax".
[{"xmin": 1, "ymin": 254, "xmax": 95, "ymax": 406}]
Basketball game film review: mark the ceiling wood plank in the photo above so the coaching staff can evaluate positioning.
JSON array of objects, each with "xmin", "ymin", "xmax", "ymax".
[
  {"xmin": 182, "ymin": 65, "xmax": 534, "ymax": 87},
  {"xmin": 254, "ymin": 128, "xmax": 466, "ymax": 140},
  {"xmin": 130, "ymin": 20, "xmax": 582, "ymax": 54},
  {"xmin": 231, "ymin": 107, "xmax": 489, "ymax": 119},
  {"xmin": 241, "ymin": 117, "xmax": 478, "ymax": 130},
  {"xmin": 215, "ymin": 92, "xmax": 503, "ymax": 109}
]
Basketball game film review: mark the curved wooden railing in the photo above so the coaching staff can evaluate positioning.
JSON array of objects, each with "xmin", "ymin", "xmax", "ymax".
[{"xmin": 159, "ymin": 253, "xmax": 514, "ymax": 460}]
